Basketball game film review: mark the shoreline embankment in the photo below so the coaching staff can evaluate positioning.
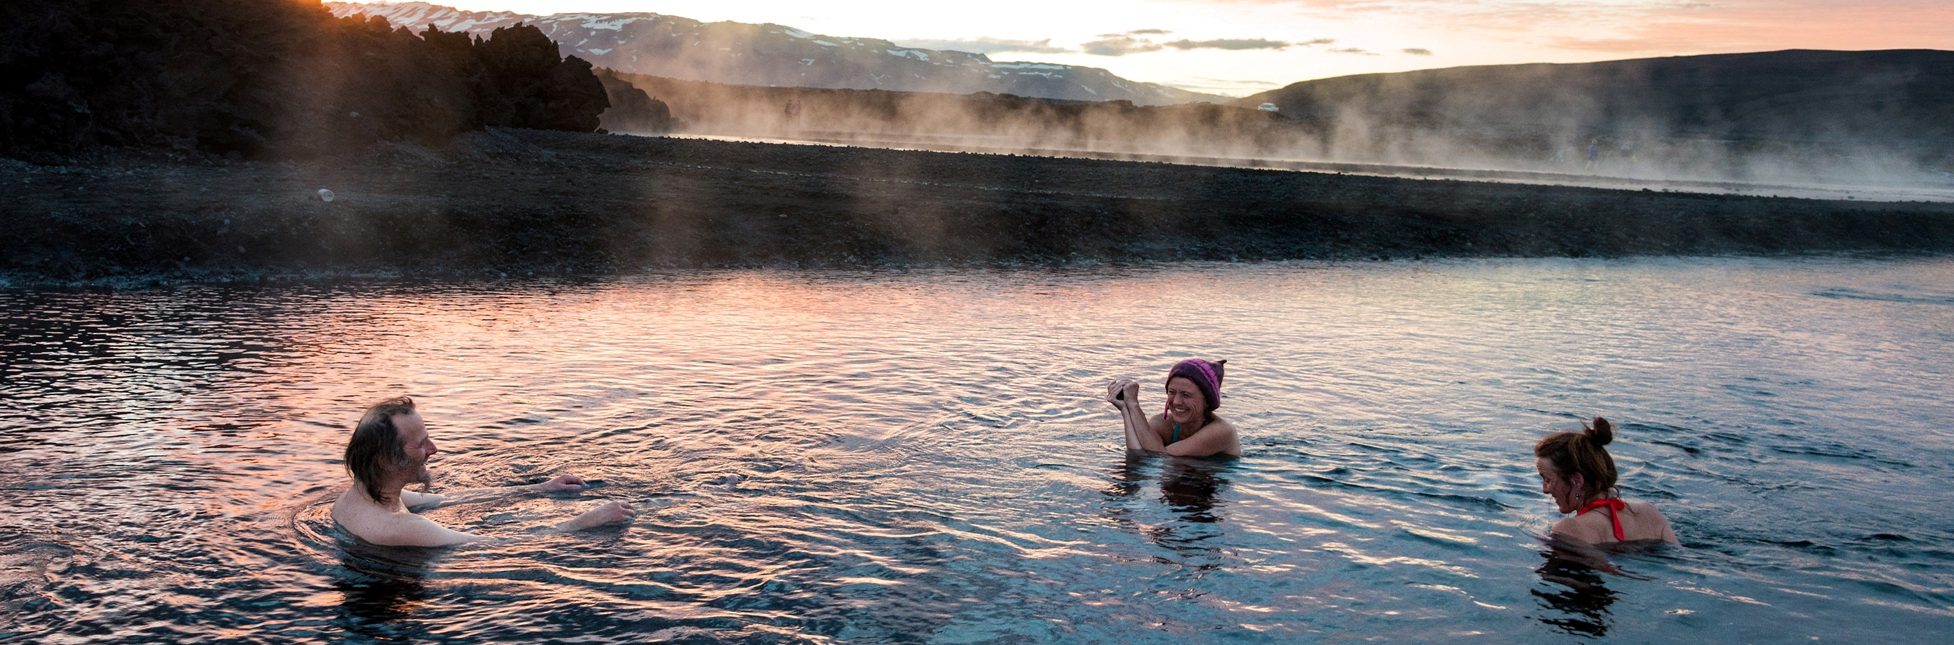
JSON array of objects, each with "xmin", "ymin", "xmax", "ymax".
[{"xmin": 6, "ymin": 128, "xmax": 1954, "ymax": 284}]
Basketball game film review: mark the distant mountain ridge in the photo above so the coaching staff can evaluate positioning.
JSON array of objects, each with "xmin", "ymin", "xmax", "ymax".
[
  {"xmin": 327, "ymin": 2, "xmax": 1223, "ymax": 106},
  {"xmin": 1240, "ymin": 49, "xmax": 1954, "ymax": 145}
]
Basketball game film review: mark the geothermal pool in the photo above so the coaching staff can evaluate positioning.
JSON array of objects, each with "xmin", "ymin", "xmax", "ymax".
[{"xmin": 3, "ymin": 258, "xmax": 1952, "ymax": 641}]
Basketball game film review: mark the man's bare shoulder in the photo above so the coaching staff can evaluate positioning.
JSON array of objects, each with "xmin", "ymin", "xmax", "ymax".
[
  {"xmin": 329, "ymin": 490, "xmax": 366, "ymax": 526},
  {"xmin": 329, "ymin": 490, "xmax": 388, "ymax": 538},
  {"xmin": 331, "ymin": 490, "xmax": 477, "ymax": 547}
]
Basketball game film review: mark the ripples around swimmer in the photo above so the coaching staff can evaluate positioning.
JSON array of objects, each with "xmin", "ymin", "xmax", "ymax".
[{"xmin": 3, "ymin": 257, "xmax": 1953, "ymax": 641}]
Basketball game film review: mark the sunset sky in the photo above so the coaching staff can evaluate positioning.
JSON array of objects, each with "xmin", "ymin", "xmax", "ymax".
[{"xmin": 345, "ymin": 0, "xmax": 1954, "ymax": 96}]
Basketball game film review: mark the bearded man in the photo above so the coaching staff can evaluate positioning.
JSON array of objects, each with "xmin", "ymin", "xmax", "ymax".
[{"xmin": 331, "ymin": 396, "xmax": 634, "ymax": 546}]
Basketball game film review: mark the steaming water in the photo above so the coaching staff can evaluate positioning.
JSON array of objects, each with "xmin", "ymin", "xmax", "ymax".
[
  {"xmin": 4, "ymin": 258, "xmax": 1953, "ymax": 642},
  {"xmin": 666, "ymin": 132, "xmax": 1954, "ymax": 203}
]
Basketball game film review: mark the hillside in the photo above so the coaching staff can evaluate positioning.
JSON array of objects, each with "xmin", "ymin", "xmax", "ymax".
[
  {"xmin": 1240, "ymin": 50, "xmax": 1954, "ymax": 181},
  {"xmin": 327, "ymin": 2, "xmax": 1223, "ymax": 106},
  {"xmin": 609, "ymin": 72, "xmax": 1307, "ymax": 159}
]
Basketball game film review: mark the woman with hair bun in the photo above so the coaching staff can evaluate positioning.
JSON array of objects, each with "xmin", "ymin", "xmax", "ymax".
[{"xmin": 1534, "ymin": 417, "xmax": 1679, "ymax": 545}]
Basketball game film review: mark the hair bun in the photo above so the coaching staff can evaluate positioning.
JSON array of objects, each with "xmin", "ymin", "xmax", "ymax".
[
  {"xmin": 1213, "ymin": 359, "xmax": 1226, "ymax": 384},
  {"xmin": 1586, "ymin": 417, "xmax": 1615, "ymax": 446}
]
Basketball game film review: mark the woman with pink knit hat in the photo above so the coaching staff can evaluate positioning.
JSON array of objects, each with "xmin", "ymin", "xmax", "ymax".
[{"xmin": 1106, "ymin": 358, "xmax": 1241, "ymax": 457}]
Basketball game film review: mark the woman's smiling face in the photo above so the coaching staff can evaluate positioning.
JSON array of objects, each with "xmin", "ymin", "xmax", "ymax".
[
  {"xmin": 1536, "ymin": 456, "xmax": 1583, "ymax": 514},
  {"xmin": 1164, "ymin": 376, "xmax": 1206, "ymax": 426}
]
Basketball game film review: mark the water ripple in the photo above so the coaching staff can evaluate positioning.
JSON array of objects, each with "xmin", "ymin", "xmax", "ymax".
[{"xmin": 2, "ymin": 258, "xmax": 1952, "ymax": 641}]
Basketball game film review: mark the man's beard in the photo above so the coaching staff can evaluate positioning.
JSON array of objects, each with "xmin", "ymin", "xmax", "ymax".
[{"xmin": 397, "ymin": 456, "xmax": 434, "ymax": 491}]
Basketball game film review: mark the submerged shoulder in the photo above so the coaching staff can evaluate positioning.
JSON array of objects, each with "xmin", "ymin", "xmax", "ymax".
[
  {"xmin": 330, "ymin": 489, "xmax": 372, "ymax": 526},
  {"xmin": 1552, "ymin": 515, "xmax": 1608, "ymax": 544},
  {"xmin": 360, "ymin": 511, "xmax": 474, "ymax": 548},
  {"xmin": 332, "ymin": 491, "xmax": 467, "ymax": 547},
  {"xmin": 1623, "ymin": 499, "xmax": 1672, "ymax": 529},
  {"xmin": 1627, "ymin": 500, "xmax": 1680, "ymax": 542},
  {"xmin": 331, "ymin": 494, "xmax": 386, "ymax": 542},
  {"xmin": 1207, "ymin": 417, "xmax": 1242, "ymax": 456},
  {"xmin": 1173, "ymin": 416, "xmax": 1241, "ymax": 457},
  {"xmin": 1626, "ymin": 500, "xmax": 1665, "ymax": 516}
]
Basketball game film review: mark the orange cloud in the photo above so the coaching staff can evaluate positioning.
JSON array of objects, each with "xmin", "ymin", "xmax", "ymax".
[
  {"xmin": 1195, "ymin": 0, "xmax": 1954, "ymax": 53},
  {"xmin": 1549, "ymin": 3, "xmax": 1954, "ymax": 54}
]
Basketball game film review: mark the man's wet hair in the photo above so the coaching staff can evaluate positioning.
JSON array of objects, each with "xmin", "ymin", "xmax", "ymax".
[{"xmin": 345, "ymin": 396, "xmax": 417, "ymax": 504}]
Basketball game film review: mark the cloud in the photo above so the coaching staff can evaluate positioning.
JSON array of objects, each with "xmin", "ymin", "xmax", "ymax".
[
  {"xmin": 1165, "ymin": 77, "xmax": 1286, "ymax": 95},
  {"xmin": 1541, "ymin": 2, "xmax": 1954, "ymax": 54},
  {"xmin": 1082, "ymin": 34, "xmax": 1166, "ymax": 56},
  {"xmin": 1165, "ymin": 38, "xmax": 1291, "ymax": 51},
  {"xmin": 1268, "ymin": 0, "xmax": 1954, "ymax": 54},
  {"xmin": 1083, "ymin": 33, "xmax": 1303, "ymax": 56},
  {"xmin": 893, "ymin": 37, "xmax": 1069, "ymax": 55},
  {"xmin": 1197, "ymin": 0, "xmax": 1421, "ymax": 11},
  {"xmin": 1073, "ymin": 27, "xmax": 1433, "ymax": 59}
]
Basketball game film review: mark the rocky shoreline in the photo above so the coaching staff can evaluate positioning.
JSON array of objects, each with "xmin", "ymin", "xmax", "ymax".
[{"xmin": 6, "ymin": 128, "xmax": 1954, "ymax": 284}]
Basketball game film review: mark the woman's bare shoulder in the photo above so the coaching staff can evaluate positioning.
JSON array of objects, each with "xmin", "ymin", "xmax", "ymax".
[
  {"xmin": 1626, "ymin": 500, "xmax": 1666, "ymax": 517},
  {"xmin": 1552, "ymin": 514, "xmax": 1608, "ymax": 544},
  {"xmin": 1627, "ymin": 500, "xmax": 1680, "ymax": 542}
]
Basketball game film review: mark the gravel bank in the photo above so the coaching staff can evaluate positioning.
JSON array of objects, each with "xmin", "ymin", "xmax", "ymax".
[{"xmin": 6, "ymin": 128, "xmax": 1953, "ymax": 283}]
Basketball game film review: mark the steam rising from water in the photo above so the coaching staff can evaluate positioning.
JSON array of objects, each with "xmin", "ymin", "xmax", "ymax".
[{"xmin": 606, "ymin": 57, "xmax": 1954, "ymax": 202}]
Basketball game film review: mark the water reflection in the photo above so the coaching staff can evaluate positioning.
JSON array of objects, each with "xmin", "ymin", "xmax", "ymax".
[
  {"xmin": 1105, "ymin": 456, "xmax": 1234, "ymax": 564},
  {"xmin": 5, "ymin": 260, "xmax": 1954, "ymax": 642},
  {"xmin": 1156, "ymin": 459, "xmax": 1228, "ymax": 524},
  {"xmin": 1531, "ymin": 545, "xmax": 1619, "ymax": 637},
  {"xmin": 334, "ymin": 575, "xmax": 430, "ymax": 629},
  {"xmin": 1531, "ymin": 532, "xmax": 1680, "ymax": 637},
  {"xmin": 330, "ymin": 536, "xmax": 441, "ymax": 639}
]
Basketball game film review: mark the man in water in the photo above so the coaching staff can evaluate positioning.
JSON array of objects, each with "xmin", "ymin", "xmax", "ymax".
[{"xmin": 330, "ymin": 396, "xmax": 635, "ymax": 547}]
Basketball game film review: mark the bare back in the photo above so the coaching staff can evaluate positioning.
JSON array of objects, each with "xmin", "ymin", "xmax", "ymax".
[{"xmin": 1553, "ymin": 500, "xmax": 1679, "ymax": 545}]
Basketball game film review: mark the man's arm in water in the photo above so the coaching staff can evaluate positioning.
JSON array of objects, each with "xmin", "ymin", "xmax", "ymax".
[
  {"xmin": 369, "ymin": 512, "xmax": 490, "ymax": 547},
  {"xmin": 365, "ymin": 501, "xmax": 641, "ymax": 548},
  {"xmin": 402, "ymin": 475, "xmax": 591, "ymax": 512}
]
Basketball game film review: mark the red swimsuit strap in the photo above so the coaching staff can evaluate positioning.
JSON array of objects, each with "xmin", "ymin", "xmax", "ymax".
[{"xmin": 1577, "ymin": 498, "xmax": 1628, "ymax": 541}]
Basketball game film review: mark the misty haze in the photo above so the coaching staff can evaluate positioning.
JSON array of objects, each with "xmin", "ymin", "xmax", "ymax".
[
  {"xmin": 5, "ymin": 2, "xmax": 1954, "ymax": 644},
  {"xmin": 333, "ymin": 3, "xmax": 1954, "ymax": 200}
]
